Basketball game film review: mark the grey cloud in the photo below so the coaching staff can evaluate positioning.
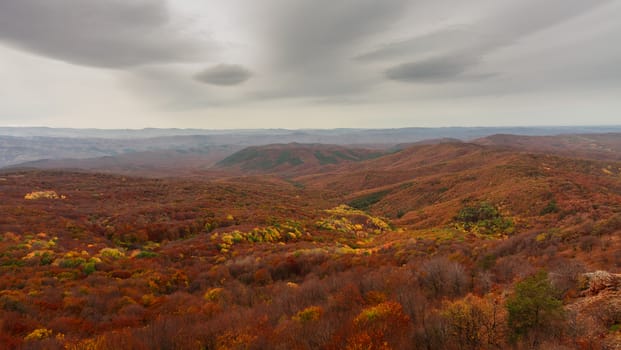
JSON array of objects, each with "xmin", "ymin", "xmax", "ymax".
[
  {"xmin": 247, "ymin": 0, "xmax": 409, "ymax": 98},
  {"xmin": 365, "ymin": 0, "xmax": 611, "ymax": 63},
  {"xmin": 194, "ymin": 64, "xmax": 252, "ymax": 86},
  {"xmin": 0, "ymin": 0, "xmax": 209, "ymax": 68},
  {"xmin": 356, "ymin": 26, "xmax": 479, "ymax": 62},
  {"xmin": 2, "ymin": 0, "xmax": 616, "ymax": 121},
  {"xmin": 261, "ymin": 0, "xmax": 408, "ymax": 68},
  {"xmin": 385, "ymin": 56, "xmax": 484, "ymax": 83},
  {"xmin": 124, "ymin": 66, "xmax": 216, "ymax": 110},
  {"xmin": 374, "ymin": 0, "xmax": 611, "ymax": 83}
]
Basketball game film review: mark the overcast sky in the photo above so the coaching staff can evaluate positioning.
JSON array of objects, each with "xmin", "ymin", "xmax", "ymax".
[{"xmin": 0, "ymin": 0, "xmax": 619, "ymax": 129}]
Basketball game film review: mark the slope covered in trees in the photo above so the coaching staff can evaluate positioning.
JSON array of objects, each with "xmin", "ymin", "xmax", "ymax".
[
  {"xmin": 475, "ymin": 133, "xmax": 621, "ymax": 161},
  {"xmin": 1, "ymin": 140, "xmax": 621, "ymax": 349},
  {"xmin": 215, "ymin": 143, "xmax": 385, "ymax": 176}
]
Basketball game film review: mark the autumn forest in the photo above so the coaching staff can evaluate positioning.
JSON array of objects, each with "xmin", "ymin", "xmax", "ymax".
[{"xmin": 1, "ymin": 131, "xmax": 621, "ymax": 349}]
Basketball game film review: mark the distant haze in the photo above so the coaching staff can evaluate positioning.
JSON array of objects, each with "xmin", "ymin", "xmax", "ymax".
[
  {"xmin": 2, "ymin": 126, "xmax": 621, "ymax": 169},
  {"xmin": 0, "ymin": 1, "xmax": 620, "ymax": 128}
]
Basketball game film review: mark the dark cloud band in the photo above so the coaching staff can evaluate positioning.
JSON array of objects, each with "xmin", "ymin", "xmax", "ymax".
[
  {"xmin": 194, "ymin": 64, "xmax": 252, "ymax": 86},
  {"xmin": 0, "ymin": 0, "xmax": 209, "ymax": 68}
]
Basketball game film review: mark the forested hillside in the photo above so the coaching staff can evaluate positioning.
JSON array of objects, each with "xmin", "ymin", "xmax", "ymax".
[{"xmin": 1, "ymin": 140, "xmax": 621, "ymax": 349}]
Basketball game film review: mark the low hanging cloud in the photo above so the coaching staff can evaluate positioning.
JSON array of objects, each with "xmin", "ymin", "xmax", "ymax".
[
  {"xmin": 194, "ymin": 64, "xmax": 252, "ymax": 86},
  {"xmin": 0, "ymin": 0, "xmax": 209, "ymax": 68}
]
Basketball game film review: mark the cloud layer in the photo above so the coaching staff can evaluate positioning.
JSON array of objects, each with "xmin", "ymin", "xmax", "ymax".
[
  {"xmin": 374, "ymin": 0, "xmax": 612, "ymax": 84},
  {"xmin": 0, "ymin": 0, "xmax": 209, "ymax": 68},
  {"xmin": 0, "ymin": 0, "xmax": 619, "ymax": 128}
]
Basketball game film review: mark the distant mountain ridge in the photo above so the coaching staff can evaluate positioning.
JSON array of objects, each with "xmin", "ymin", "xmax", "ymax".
[
  {"xmin": 2, "ymin": 125, "xmax": 620, "ymax": 139},
  {"xmin": 6, "ymin": 146, "xmax": 242, "ymax": 177},
  {"xmin": 2, "ymin": 126, "xmax": 621, "ymax": 170},
  {"xmin": 0, "ymin": 135, "xmax": 219, "ymax": 168}
]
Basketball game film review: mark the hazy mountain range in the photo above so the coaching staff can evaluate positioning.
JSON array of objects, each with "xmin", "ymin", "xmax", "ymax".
[{"xmin": 2, "ymin": 126, "xmax": 621, "ymax": 169}]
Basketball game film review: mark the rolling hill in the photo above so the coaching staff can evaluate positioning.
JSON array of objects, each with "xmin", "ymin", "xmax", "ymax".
[
  {"xmin": 296, "ymin": 142, "xmax": 621, "ymax": 231},
  {"xmin": 215, "ymin": 143, "xmax": 385, "ymax": 175},
  {"xmin": 474, "ymin": 133, "xmax": 621, "ymax": 161}
]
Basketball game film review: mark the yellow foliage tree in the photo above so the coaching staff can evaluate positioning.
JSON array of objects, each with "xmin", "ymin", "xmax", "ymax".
[{"xmin": 441, "ymin": 293, "xmax": 505, "ymax": 350}]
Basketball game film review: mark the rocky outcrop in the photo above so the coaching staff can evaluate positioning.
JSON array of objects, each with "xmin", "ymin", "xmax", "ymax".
[
  {"xmin": 568, "ymin": 271, "xmax": 621, "ymax": 349},
  {"xmin": 581, "ymin": 270, "xmax": 621, "ymax": 296}
]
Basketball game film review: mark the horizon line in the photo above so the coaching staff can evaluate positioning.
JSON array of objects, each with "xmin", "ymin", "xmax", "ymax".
[{"xmin": 2, "ymin": 124, "xmax": 621, "ymax": 132}]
